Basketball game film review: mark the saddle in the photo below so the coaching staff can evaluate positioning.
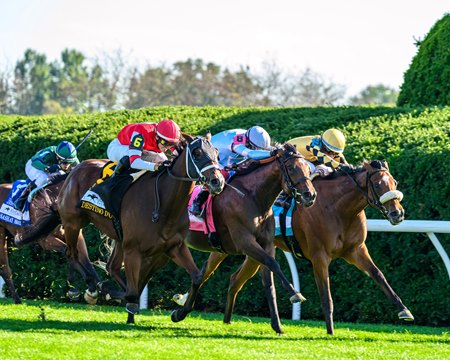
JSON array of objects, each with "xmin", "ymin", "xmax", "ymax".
[{"xmin": 78, "ymin": 162, "xmax": 147, "ymax": 240}]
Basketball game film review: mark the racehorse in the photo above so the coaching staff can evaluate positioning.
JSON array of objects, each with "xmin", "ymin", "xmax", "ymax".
[
  {"xmin": 51, "ymin": 133, "xmax": 225, "ymax": 320},
  {"xmin": 171, "ymin": 143, "xmax": 317, "ymax": 327},
  {"xmin": 188, "ymin": 159, "xmax": 413, "ymax": 335},
  {"xmin": 0, "ymin": 176, "xmax": 92, "ymax": 303}
]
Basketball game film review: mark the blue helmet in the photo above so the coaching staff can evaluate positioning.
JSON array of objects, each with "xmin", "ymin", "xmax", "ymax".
[{"xmin": 56, "ymin": 141, "xmax": 77, "ymax": 162}]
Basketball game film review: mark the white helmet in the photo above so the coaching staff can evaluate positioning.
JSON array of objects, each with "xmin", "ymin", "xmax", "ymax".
[{"xmin": 246, "ymin": 126, "xmax": 271, "ymax": 149}]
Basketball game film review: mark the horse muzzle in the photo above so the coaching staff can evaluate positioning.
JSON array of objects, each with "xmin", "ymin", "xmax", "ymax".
[
  {"xmin": 388, "ymin": 208, "xmax": 405, "ymax": 225},
  {"xmin": 207, "ymin": 172, "xmax": 225, "ymax": 195},
  {"xmin": 295, "ymin": 189, "xmax": 316, "ymax": 208}
]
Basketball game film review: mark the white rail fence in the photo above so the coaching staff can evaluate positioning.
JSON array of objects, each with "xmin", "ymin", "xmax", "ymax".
[{"xmin": 1, "ymin": 220, "xmax": 448, "ymax": 319}]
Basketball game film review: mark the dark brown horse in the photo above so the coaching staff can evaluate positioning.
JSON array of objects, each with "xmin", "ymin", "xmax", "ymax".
[
  {"xmin": 0, "ymin": 177, "xmax": 92, "ymax": 303},
  {"xmin": 170, "ymin": 143, "xmax": 317, "ymax": 328},
  {"xmin": 55, "ymin": 134, "xmax": 225, "ymax": 319},
  {"xmin": 188, "ymin": 159, "xmax": 413, "ymax": 335}
]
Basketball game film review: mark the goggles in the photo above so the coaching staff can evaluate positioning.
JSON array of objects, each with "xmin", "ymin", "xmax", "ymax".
[{"xmin": 158, "ymin": 138, "xmax": 177, "ymax": 147}]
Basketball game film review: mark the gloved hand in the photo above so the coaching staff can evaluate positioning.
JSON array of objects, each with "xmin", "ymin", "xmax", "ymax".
[
  {"xmin": 315, "ymin": 164, "xmax": 331, "ymax": 177},
  {"xmin": 270, "ymin": 148, "xmax": 279, "ymax": 157},
  {"xmin": 47, "ymin": 164, "xmax": 61, "ymax": 173}
]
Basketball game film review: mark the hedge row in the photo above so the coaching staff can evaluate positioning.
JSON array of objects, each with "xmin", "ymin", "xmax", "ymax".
[{"xmin": 1, "ymin": 106, "xmax": 449, "ymax": 327}]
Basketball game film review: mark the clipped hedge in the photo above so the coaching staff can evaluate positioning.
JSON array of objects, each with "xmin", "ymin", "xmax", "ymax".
[
  {"xmin": 1, "ymin": 106, "xmax": 449, "ymax": 327},
  {"xmin": 397, "ymin": 13, "xmax": 450, "ymax": 106}
]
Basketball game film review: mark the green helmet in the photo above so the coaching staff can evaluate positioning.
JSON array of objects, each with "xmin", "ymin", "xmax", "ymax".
[{"xmin": 56, "ymin": 141, "xmax": 77, "ymax": 162}]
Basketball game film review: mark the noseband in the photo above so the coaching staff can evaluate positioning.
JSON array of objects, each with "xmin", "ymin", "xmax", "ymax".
[
  {"xmin": 277, "ymin": 152, "xmax": 310, "ymax": 199},
  {"xmin": 348, "ymin": 167, "xmax": 403, "ymax": 219}
]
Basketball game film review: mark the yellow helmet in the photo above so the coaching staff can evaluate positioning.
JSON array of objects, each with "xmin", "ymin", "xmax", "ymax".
[{"xmin": 321, "ymin": 128, "xmax": 345, "ymax": 154}]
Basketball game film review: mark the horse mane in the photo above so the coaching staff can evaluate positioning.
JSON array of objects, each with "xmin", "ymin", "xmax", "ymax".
[{"xmin": 320, "ymin": 159, "xmax": 387, "ymax": 180}]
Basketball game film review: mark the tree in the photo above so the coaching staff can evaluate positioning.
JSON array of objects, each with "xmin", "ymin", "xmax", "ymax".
[
  {"xmin": 12, "ymin": 49, "xmax": 52, "ymax": 115},
  {"xmin": 349, "ymin": 84, "xmax": 398, "ymax": 106},
  {"xmin": 397, "ymin": 13, "xmax": 450, "ymax": 106}
]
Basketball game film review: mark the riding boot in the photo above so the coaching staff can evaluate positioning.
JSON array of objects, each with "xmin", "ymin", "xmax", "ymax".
[
  {"xmin": 13, "ymin": 181, "xmax": 36, "ymax": 210},
  {"xmin": 112, "ymin": 156, "xmax": 130, "ymax": 177},
  {"xmin": 189, "ymin": 189, "xmax": 209, "ymax": 216}
]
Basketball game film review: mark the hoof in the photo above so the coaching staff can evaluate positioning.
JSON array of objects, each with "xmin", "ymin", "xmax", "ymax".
[
  {"xmin": 398, "ymin": 309, "xmax": 414, "ymax": 321},
  {"xmin": 172, "ymin": 293, "xmax": 188, "ymax": 306},
  {"xmin": 290, "ymin": 292, "xmax": 307, "ymax": 304},
  {"xmin": 171, "ymin": 309, "xmax": 186, "ymax": 323},
  {"xmin": 67, "ymin": 289, "xmax": 81, "ymax": 301},
  {"xmin": 126, "ymin": 302, "xmax": 139, "ymax": 315},
  {"xmin": 84, "ymin": 290, "xmax": 98, "ymax": 305}
]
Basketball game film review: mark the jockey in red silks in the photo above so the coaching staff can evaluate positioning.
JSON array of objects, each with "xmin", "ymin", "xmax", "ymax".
[{"xmin": 107, "ymin": 119, "xmax": 181, "ymax": 175}]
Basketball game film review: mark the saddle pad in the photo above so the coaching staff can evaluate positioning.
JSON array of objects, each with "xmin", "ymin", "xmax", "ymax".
[
  {"xmin": 0, "ymin": 179, "xmax": 31, "ymax": 227},
  {"xmin": 188, "ymin": 185, "xmax": 216, "ymax": 234},
  {"xmin": 273, "ymin": 197, "xmax": 295, "ymax": 237},
  {"xmin": 79, "ymin": 162, "xmax": 145, "ymax": 220}
]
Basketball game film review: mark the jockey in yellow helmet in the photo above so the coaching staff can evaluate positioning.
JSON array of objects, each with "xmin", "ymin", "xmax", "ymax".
[{"xmin": 288, "ymin": 128, "xmax": 351, "ymax": 176}]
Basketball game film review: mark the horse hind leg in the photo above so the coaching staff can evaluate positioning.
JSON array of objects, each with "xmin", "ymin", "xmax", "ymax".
[
  {"xmin": 344, "ymin": 243, "xmax": 414, "ymax": 322},
  {"xmin": 0, "ymin": 230, "xmax": 21, "ymax": 304}
]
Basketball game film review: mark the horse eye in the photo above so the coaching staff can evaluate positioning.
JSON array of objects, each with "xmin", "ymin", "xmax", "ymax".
[{"xmin": 193, "ymin": 148, "xmax": 202, "ymax": 160}]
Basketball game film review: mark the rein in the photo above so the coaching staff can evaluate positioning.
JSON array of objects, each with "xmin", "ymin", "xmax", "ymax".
[
  {"xmin": 277, "ymin": 153, "xmax": 309, "ymax": 200},
  {"xmin": 152, "ymin": 138, "xmax": 220, "ymax": 222}
]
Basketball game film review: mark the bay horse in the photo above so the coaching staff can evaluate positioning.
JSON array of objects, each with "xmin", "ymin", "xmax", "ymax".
[
  {"xmin": 0, "ymin": 176, "xmax": 92, "ymax": 303},
  {"xmin": 191, "ymin": 159, "xmax": 414, "ymax": 335},
  {"xmin": 54, "ymin": 134, "xmax": 225, "ymax": 319},
  {"xmin": 171, "ymin": 143, "xmax": 317, "ymax": 327}
]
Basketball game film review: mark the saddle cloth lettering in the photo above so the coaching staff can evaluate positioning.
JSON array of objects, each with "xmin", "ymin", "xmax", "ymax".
[{"xmin": 0, "ymin": 179, "xmax": 31, "ymax": 227}]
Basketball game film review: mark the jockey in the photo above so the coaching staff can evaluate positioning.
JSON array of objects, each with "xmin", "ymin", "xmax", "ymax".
[
  {"xmin": 107, "ymin": 119, "xmax": 181, "ymax": 176},
  {"xmin": 14, "ymin": 141, "xmax": 79, "ymax": 209},
  {"xmin": 288, "ymin": 128, "xmax": 351, "ymax": 177},
  {"xmin": 189, "ymin": 126, "xmax": 273, "ymax": 216}
]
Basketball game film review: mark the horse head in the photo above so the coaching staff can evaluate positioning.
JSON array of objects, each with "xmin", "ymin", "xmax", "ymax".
[
  {"xmin": 170, "ymin": 133, "xmax": 225, "ymax": 195},
  {"xmin": 363, "ymin": 159, "xmax": 404, "ymax": 225},
  {"xmin": 276, "ymin": 143, "xmax": 317, "ymax": 207}
]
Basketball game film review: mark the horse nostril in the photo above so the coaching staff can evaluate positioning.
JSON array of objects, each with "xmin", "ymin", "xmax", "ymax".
[{"xmin": 211, "ymin": 178, "xmax": 219, "ymax": 186}]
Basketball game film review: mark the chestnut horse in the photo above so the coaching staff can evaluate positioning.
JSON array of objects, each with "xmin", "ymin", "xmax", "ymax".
[
  {"xmin": 171, "ymin": 143, "xmax": 317, "ymax": 328},
  {"xmin": 54, "ymin": 134, "xmax": 225, "ymax": 320},
  {"xmin": 0, "ymin": 177, "xmax": 92, "ymax": 303},
  {"xmin": 190, "ymin": 159, "xmax": 414, "ymax": 335}
]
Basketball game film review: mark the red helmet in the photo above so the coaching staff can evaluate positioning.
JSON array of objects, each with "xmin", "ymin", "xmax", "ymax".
[{"xmin": 156, "ymin": 119, "xmax": 181, "ymax": 143}]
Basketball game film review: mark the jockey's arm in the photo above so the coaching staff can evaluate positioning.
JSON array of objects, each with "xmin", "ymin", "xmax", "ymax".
[
  {"xmin": 127, "ymin": 132, "xmax": 161, "ymax": 172},
  {"xmin": 232, "ymin": 144, "xmax": 271, "ymax": 160},
  {"xmin": 306, "ymin": 145, "xmax": 342, "ymax": 170}
]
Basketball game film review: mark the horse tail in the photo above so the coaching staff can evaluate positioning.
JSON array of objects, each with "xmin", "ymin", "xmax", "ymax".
[{"xmin": 15, "ymin": 209, "xmax": 61, "ymax": 247}]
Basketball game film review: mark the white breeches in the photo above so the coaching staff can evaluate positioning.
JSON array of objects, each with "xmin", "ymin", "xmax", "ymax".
[{"xmin": 25, "ymin": 160, "xmax": 49, "ymax": 187}]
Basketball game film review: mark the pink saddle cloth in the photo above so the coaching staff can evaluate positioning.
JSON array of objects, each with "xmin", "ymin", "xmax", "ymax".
[{"xmin": 188, "ymin": 185, "xmax": 216, "ymax": 234}]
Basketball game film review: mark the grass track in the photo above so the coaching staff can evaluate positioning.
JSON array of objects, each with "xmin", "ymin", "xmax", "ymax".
[{"xmin": 0, "ymin": 300, "xmax": 448, "ymax": 359}]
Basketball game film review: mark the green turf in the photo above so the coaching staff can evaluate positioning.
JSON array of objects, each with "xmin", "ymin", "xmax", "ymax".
[{"xmin": 0, "ymin": 300, "xmax": 447, "ymax": 359}]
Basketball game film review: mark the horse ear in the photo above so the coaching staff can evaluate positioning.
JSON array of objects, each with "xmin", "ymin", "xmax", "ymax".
[
  {"xmin": 205, "ymin": 131, "xmax": 212, "ymax": 141},
  {"xmin": 181, "ymin": 132, "xmax": 194, "ymax": 143},
  {"xmin": 381, "ymin": 159, "xmax": 389, "ymax": 170}
]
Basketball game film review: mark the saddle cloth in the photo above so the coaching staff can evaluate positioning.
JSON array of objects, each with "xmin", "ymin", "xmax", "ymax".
[
  {"xmin": 0, "ymin": 179, "xmax": 31, "ymax": 227},
  {"xmin": 79, "ymin": 162, "xmax": 146, "ymax": 220},
  {"xmin": 273, "ymin": 195, "xmax": 295, "ymax": 237},
  {"xmin": 188, "ymin": 185, "xmax": 216, "ymax": 234}
]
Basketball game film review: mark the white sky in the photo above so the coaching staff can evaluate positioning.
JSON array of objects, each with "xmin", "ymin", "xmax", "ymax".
[{"xmin": 0, "ymin": 0, "xmax": 448, "ymax": 96}]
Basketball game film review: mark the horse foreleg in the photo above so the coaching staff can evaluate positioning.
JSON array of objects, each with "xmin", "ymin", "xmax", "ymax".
[
  {"xmin": 173, "ymin": 252, "xmax": 229, "ymax": 306},
  {"xmin": 242, "ymin": 240, "xmax": 305, "ymax": 304},
  {"xmin": 168, "ymin": 243, "xmax": 203, "ymax": 323},
  {"xmin": 0, "ymin": 231, "xmax": 21, "ymax": 304},
  {"xmin": 123, "ymin": 247, "xmax": 142, "ymax": 317},
  {"xmin": 311, "ymin": 253, "xmax": 334, "ymax": 335},
  {"xmin": 343, "ymin": 243, "xmax": 414, "ymax": 321}
]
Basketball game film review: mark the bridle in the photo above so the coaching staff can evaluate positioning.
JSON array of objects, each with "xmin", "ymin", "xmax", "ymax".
[
  {"xmin": 277, "ymin": 150, "xmax": 310, "ymax": 200},
  {"xmin": 151, "ymin": 137, "xmax": 220, "ymax": 222},
  {"xmin": 346, "ymin": 166, "xmax": 403, "ymax": 219},
  {"xmin": 166, "ymin": 138, "xmax": 220, "ymax": 183}
]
